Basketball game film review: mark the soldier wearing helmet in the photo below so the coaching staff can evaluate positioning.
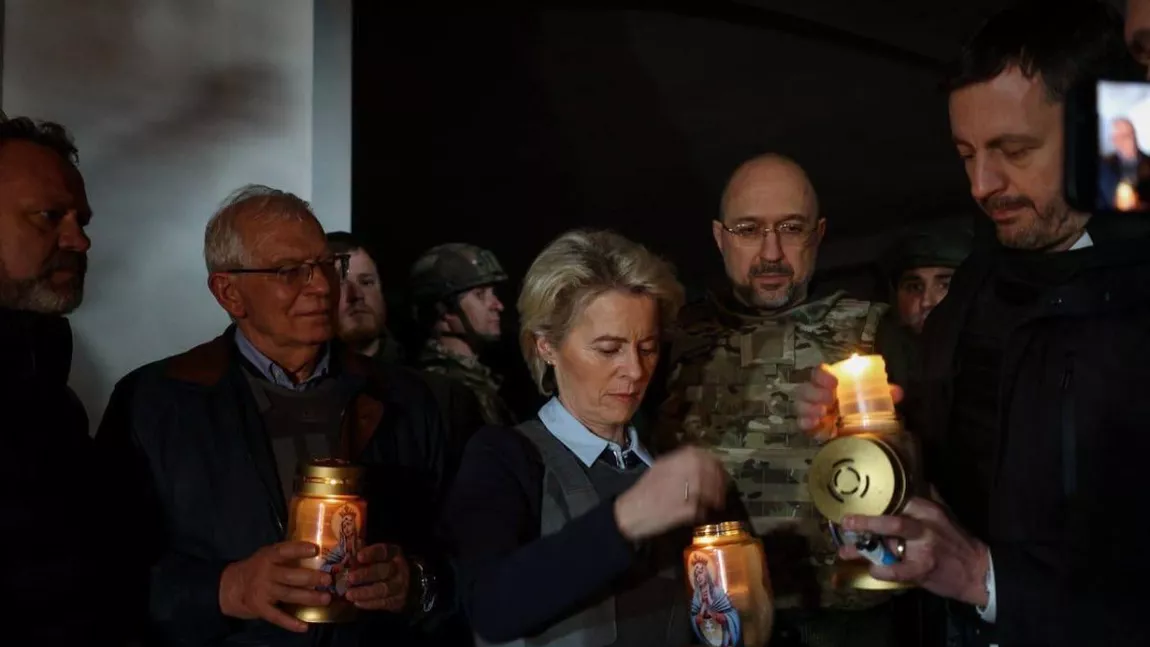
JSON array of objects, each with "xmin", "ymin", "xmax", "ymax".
[
  {"xmin": 410, "ymin": 243, "xmax": 516, "ymax": 426},
  {"xmin": 883, "ymin": 221, "xmax": 973, "ymax": 335}
]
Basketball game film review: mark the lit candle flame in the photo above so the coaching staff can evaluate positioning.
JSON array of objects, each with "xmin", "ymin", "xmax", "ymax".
[
  {"xmin": 1116, "ymin": 181, "xmax": 1139, "ymax": 212},
  {"xmin": 828, "ymin": 353, "xmax": 895, "ymax": 427}
]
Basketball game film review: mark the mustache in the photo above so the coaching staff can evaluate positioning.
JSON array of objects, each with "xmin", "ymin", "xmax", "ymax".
[
  {"xmin": 749, "ymin": 262, "xmax": 794, "ymax": 279},
  {"xmin": 41, "ymin": 251, "xmax": 87, "ymax": 277},
  {"xmin": 982, "ymin": 195, "xmax": 1034, "ymax": 214}
]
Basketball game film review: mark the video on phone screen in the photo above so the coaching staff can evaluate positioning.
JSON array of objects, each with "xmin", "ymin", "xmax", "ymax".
[{"xmin": 1098, "ymin": 80, "xmax": 1150, "ymax": 212}]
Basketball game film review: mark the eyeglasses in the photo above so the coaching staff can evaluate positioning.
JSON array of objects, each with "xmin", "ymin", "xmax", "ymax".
[
  {"xmin": 720, "ymin": 220, "xmax": 816, "ymax": 247},
  {"xmin": 224, "ymin": 254, "xmax": 350, "ymax": 286}
]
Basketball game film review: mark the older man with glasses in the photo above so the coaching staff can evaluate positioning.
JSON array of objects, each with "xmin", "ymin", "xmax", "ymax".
[
  {"xmin": 653, "ymin": 154, "xmax": 916, "ymax": 647},
  {"xmin": 97, "ymin": 185, "xmax": 455, "ymax": 646}
]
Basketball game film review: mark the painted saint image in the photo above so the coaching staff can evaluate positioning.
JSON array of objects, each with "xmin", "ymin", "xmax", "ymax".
[
  {"xmin": 688, "ymin": 552, "xmax": 742, "ymax": 647},
  {"xmin": 320, "ymin": 504, "xmax": 363, "ymax": 596}
]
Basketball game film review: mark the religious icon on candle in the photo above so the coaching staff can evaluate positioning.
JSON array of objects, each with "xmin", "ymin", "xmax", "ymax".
[
  {"xmin": 285, "ymin": 459, "xmax": 368, "ymax": 623},
  {"xmin": 685, "ymin": 522, "xmax": 773, "ymax": 647},
  {"xmin": 319, "ymin": 503, "xmax": 364, "ymax": 597},
  {"xmin": 807, "ymin": 353, "xmax": 923, "ymax": 590},
  {"xmin": 688, "ymin": 552, "xmax": 742, "ymax": 646}
]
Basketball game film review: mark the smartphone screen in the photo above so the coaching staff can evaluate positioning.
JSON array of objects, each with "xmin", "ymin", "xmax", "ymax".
[
  {"xmin": 1067, "ymin": 79, "xmax": 1150, "ymax": 213},
  {"xmin": 1096, "ymin": 80, "xmax": 1150, "ymax": 212}
]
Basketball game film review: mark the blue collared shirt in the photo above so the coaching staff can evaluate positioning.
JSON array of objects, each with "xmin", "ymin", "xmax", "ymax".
[
  {"xmin": 538, "ymin": 396, "xmax": 653, "ymax": 468},
  {"xmin": 234, "ymin": 328, "xmax": 331, "ymax": 391}
]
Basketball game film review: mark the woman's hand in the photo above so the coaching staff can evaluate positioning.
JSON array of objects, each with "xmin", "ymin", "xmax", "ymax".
[{"xmin": 613, "ymin": 446, "xmax": 728, "ymax": 541}]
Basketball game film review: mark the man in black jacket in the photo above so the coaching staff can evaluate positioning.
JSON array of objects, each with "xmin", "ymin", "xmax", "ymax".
[
  {"xmin": 327, "ymin": 230, "xmax": 486, "ymax": 483},
  {"xmin": 97, "ymin": 185, "xmax": 453, "ymax": 646},
  {"xmin": 797, "ymin": 2, "xmax": 1150, "ymax": 646},
  {"xmin": 0, "ymin": 116, "xmax": 125, "ymax": 644}
]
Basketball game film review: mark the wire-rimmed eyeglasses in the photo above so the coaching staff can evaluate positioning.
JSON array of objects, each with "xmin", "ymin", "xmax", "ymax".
[
  {"xmin": 223, "ymin": 253, "xmax": 350, "ymax": 286},
  {"xmin": 719, "ymin": 220, "xmax": 816, "ymax": 247}
]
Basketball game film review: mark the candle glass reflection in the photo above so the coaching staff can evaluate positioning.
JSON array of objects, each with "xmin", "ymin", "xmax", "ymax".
[
  {"xmin": 285, "ymin": 458, "xmax": 367, "ymax": 623},
  {"xmin": 685, "ymin": 522, "xmax": 773, "ymax": 647}
]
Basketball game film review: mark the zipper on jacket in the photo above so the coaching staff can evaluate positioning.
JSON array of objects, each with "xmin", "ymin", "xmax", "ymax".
[{"xmin": 1060, "ymin": 354, "xmax": 1076, "ymax": 498}]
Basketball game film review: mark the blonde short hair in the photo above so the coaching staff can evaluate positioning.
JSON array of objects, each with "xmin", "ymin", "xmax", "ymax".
[{"xmin": 518, "ymin": 229, "xmax": 685, "ymax": 395}]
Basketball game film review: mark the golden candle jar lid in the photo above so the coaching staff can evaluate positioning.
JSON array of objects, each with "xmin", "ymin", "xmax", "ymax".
[
  {"xmin": 294, "ymin": 458, "xmax": 365, "ymax": 497},
  {"xmin": 693, "ymin": 521, "xmax": 750, "ymax": 538},
  {"xmin": 808, "ymin": 435, "xmax": 906, "ymax": 523}
]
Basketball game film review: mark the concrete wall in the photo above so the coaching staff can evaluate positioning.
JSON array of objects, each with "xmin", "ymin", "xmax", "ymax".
[{"xmin": 0, "ymin": 0, "xmax": 352, "ymax": 432}]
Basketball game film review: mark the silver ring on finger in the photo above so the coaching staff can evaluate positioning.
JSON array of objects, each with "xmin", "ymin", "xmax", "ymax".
[
  {"xmin": 684, "ymin": 481, "xmax": 691, "ymax": 503},
  {"xmin": 894, "ymin": 538, "xmax": 906, "ymax": 559}
]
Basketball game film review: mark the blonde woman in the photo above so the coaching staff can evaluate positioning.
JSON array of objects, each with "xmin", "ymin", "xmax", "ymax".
[{"xmin": 445, "ymin": 230, "xmax": 737, "ymax": 647}]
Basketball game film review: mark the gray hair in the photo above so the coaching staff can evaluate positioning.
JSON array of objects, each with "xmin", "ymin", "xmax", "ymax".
[
  {"xmin": 518, "ymin": 229, "xmax": 685, "ymax": 395},
  {"xmin": 203, "ymin": 184, "xmax": 315, "ymax": 272}
]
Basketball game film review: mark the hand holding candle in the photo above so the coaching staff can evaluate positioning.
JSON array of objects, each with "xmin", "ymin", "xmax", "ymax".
[
  {"xmin": 284, "ymin": 459, "xmax": 369, "ymax": 623},
  {"xmin": 345, "ymin": 543, "xmax": 411, "ymax": 612},
  {"xmin": 796, "ymin": 354, "xmax": 905, "ymax": 441},
  {"xmin": 218, "ymin": 541, "xmax": 333, "ymax": 633},
  {"xmin": 835, "ymin": 497, "xmax": 990, "ymax": 606}
]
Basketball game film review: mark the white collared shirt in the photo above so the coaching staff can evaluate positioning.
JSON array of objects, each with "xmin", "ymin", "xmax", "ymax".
[
  {"xmin": 1069, "ymin": 230, "xmax": 1094, "ymax": 250},
  {"xmin": 537, "ymin": 397, "xmax": 654, "ymax": 468}
]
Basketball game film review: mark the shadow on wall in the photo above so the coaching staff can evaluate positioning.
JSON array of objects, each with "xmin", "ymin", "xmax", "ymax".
[{"xmin": 3, "ymin": 0, "xmax": 314, "ymax": 433}]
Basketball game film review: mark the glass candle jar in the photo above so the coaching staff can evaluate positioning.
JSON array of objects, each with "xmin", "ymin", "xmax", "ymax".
[
  {"xmin": 685, "ymin": 521, "xmax": 774, "ymax": 647},
  {"xmin": 285, "ymin": 458, "xmax": 367, "ymax": 623}
]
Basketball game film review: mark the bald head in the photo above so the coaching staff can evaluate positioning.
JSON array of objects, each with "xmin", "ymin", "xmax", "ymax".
[
  {"xmin": 720, "ymin": 154, "xmax": 818, "ymax": 221},
  {"xmin": 712, "ymin": 154, "xmax": 825, "ymax": 311}
]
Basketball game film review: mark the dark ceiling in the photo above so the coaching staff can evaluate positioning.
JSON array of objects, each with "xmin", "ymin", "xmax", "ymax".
[
  {"xmin": 353, "ymin": 1, "xmax": 1128, "ymax": 288},
  {"xmin": 354, "ymin": 1, "xmax": 1130, "ymax": 413},
  {"xmin": 735, "ymin": 0, "xmax": 1126, "ymax": 62}
]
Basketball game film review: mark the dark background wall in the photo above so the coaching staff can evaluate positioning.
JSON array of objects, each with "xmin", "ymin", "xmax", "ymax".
[
  {"xmin": 350, "ymin": 2, "xmax": 1123, "ymax": 413},
  {"xmin": 353, "ymin": 5, "xmax": 980, "ymax": 286}
]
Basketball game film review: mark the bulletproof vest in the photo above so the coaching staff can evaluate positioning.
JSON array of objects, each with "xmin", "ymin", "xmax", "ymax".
[
  {"xmin": 474, "ymin": 420, "xmax": 685, "ymax": 647},
  {"xmin": 658, "ymin": 291, "xmax": 888, "ymax": 611}
]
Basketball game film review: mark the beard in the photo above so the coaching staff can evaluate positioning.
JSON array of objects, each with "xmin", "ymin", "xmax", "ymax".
[
  {"xmin": 735, "ymin": 260, "xmax": 800, "ymax": 309},
  {"xmin": 982, "ymin": 193, "xmax": 1078, "ymax": 251},
  {"xmin": 0, "ymin": 251, "xmax": 86, "ymax": 314},
  {"xmin": 337, "ymin": 309, "xmax": 382, "ymax": 347}
]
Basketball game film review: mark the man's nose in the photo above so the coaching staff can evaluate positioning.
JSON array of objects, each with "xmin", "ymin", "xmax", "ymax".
[
  {"xmin": 970, "ymin": 156, "xmax": 1007, "ymax": 203},
  {"xmin": 344, "ymin": 281, "xmax": 364, "ymax": 303},
  {"xmin": 758, "ymin": 230, "xmax": 784, "ymax": 262},
  {"xmin": 921, "ymin": 289, "xmax": 942, "ymax": 311},
  {"xmin": 58, "ymin": 214, "xmax": 90, "ymax": 253},
  {"xmin": 492, "ymin": 296, "xmax": 504, "ymax": 312}
]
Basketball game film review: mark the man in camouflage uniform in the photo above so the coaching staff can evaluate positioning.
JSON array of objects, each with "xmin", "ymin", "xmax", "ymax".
[
  {"xmin": 656, "ymin": 154, "xmax": 912, "ymax": 646},
  {"xmin": 410, "ymin": 243, "xmax": 516, "ymax": 427}
]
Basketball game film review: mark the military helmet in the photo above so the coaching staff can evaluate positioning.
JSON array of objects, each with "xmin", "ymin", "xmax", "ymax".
[
  {"xmin": 409, "ymin": 243, "xmax": 508, "ymax": 305},
  {"xmin": 883, "ymin": 221, "xmax": 973, "ymax": 284}
]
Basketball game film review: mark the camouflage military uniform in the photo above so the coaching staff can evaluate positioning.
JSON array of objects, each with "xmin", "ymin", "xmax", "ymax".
[
  {"xmin": 418, "ymin": 340, "xmax": 516, "ymax": 427},
  {"xmin": 657, "ymin": 289, "xmax": 895, "ymax": 627}
]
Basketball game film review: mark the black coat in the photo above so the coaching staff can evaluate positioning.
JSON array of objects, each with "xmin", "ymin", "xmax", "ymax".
[
  {"xmin": 0, "ymin": 309, "xmax": 126, "ymax": 645},
  {"xmin": 910, "ymin": 215, "xmax": 1150, "ymax": 647},
  {"xmin": 385, "ymin": 359, "xmax": 486, "ymax": 492},
  {"xmin": 95, "ymin": 328, "xmax": 457, "ymax": 647}
]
